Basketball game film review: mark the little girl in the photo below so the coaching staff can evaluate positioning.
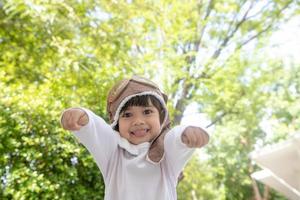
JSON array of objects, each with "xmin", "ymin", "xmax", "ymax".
[{"xmin": 61, "ymin": 76, "xmax": 209, "ymax": 200}]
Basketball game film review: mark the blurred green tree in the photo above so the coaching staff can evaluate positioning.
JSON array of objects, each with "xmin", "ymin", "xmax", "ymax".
[{"xmin": 0, "ymin": 0, "xmax": 299, "ymax": 199}]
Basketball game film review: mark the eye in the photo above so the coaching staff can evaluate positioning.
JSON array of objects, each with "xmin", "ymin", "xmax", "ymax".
[
  {"xmin": 121, "ymin": 112, "xmax": 132, "ymax": 118},
  {"xmin": 144, "ymin": 109, "xmax": 153, "ymax": 115}
]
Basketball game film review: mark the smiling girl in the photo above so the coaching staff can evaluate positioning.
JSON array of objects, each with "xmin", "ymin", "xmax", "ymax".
[{"xmin": 60, "ymin": 76, "xmax": 209, "ymax": 200}]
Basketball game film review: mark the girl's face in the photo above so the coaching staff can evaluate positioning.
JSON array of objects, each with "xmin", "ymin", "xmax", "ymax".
[{"xmin": 118, "ymin": 103, "xmax": 161, "ymax": 145}]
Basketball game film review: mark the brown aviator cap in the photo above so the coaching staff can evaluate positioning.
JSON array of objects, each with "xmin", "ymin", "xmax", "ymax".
[{"xmin": 107, "ymin": 76, "xmax": 169, "ymax": 129}]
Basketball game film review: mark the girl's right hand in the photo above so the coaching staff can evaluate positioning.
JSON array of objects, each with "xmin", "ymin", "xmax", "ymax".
[{"xmin": 61, "ymin": 108, "xmax": 89, "ymax": 131}]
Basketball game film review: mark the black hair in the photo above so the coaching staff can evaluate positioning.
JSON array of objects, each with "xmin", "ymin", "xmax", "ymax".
[{"xmin": 114, "ymin": 95, "xmax": 165, "ymax": 131}]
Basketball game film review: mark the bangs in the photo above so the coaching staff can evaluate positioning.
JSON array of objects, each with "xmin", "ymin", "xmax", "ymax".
[{"xmin": 121, "ymin": 95, "xmax": 163, "ymax": 113}]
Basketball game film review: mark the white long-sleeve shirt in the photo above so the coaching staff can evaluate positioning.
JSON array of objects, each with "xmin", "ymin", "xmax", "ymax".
[{"xmin": 73, "ymin": 109, "xmax": 196, "ymax": 200}]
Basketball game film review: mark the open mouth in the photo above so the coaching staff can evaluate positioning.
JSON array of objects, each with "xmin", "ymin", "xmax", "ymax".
[{"xmin": 130, "ymin": 129, "xmax": 149, "ymax": 137}]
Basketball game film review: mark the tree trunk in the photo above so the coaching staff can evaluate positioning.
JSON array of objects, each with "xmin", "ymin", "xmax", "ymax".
[{"xmin": 173, "ymin": 80, "xmax": 193, "ymax": 124}]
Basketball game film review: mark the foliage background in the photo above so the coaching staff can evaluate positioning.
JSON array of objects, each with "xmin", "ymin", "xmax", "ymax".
[{"xmin": 0, "ymin": 0, "xmax": 299, "ymax": 199}]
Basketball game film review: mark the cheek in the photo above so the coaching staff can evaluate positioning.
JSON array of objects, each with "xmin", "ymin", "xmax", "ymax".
[
  {"xmin": 153, "ymin": 120, "xmax": 162, "ymax": 132},
  {"xmin": 118, "ymin": 119, "xmax": 126, "ymax": 127},
  {"xmin": 118, "ymin": 121, "xmax": 128, "ymax": 133}
]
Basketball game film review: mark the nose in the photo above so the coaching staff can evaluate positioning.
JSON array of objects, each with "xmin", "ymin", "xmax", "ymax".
[{"xmin": 132, "ymin": 116, "xmax": 145, "ymax": 126}]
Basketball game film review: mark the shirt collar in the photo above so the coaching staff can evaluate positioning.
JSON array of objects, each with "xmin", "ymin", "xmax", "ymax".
[{"xmin": 118, "ymin": 137, "xmax": 150, "ymax": 156}]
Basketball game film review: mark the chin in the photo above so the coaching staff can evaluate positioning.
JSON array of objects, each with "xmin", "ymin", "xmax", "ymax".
[{"xmin": 130, "ymin": 139, "xmax": 149, "ymax": 145}]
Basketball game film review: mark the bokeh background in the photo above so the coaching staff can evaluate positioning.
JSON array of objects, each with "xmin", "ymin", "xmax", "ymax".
[{"xmin": 1, "ymin": 0, "xmax": 299, "ymax": 199}]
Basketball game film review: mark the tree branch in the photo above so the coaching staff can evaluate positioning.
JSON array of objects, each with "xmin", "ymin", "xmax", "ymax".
[
  {"xmin": 211, "ymin": 0, "xmax": 255, "ymax": 59},
  {"xmin": 237, "ymin": 23, "xmax": 273, "ymax": 49},
  {"xmin": 206, "ymin": 112, "xmax": 227, "ymax": 128},
  {"xmin": 173, "ymin": 80, "xmax": 193, "ymax": 124},
  {"xmin": 197, "ymin": 0, "xmax": 214, "ymax": 48},
  {"xmin": 237, "ymin": 0, "xmax": 294, "ymax": 49}
]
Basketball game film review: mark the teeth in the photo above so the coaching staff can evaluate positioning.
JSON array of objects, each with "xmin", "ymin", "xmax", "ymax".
[{"xmin": 131, "ymin": 129, "xmax": 148, "ymax": 137}]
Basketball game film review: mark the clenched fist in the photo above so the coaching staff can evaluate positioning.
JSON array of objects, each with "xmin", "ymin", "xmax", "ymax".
[
  {"xmin": 61, "ymin": 108, "xmax": 89, "ymax": 131},
  {"xmin": 181, "ymin": 126, "xmax": 209, "ymax": 148}
]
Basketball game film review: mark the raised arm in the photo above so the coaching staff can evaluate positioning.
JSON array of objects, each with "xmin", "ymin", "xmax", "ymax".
[
  {"xmin": 164, "ymin": 125, "xmax": 209, "ymax": 182},
  {"xmin": 60, "ymin": 107, "xmax": 119, "ymax": 176}
]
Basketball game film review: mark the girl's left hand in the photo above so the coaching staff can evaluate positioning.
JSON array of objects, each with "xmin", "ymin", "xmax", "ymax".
[{"xmin": 181, "ymin": 126, "xmax": 209, "ymax": 148}]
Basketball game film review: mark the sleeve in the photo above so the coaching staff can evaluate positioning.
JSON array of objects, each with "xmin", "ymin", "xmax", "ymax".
[
  {"xmin": 71, "ymin": 108, "xmax": 119, "ymax": 176},
  {"xmin": 163, "ymin": 125, "xmax": 196, "ymax": 179}
]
